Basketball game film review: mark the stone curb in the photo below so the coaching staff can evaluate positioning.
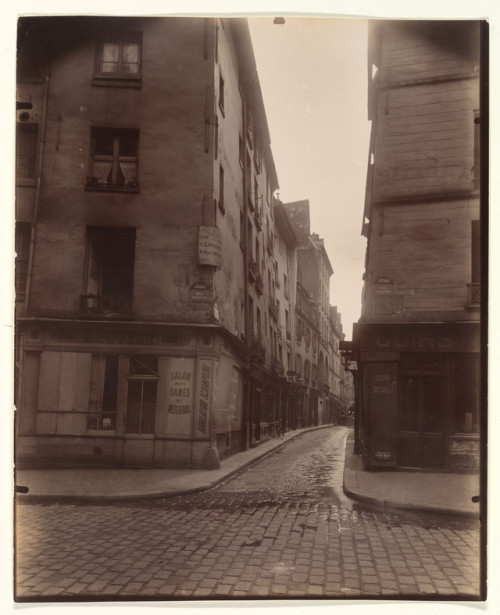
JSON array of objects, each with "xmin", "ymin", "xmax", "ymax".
[
  {"xmin": 342, "ymin": 435, "xmax": 480, "ymax": 519},
  {"xmin": 15, "ymin": 424, "xmax": 332, "ymax": 505}
]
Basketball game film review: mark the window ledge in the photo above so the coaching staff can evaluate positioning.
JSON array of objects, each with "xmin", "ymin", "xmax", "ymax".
[
  {"xmin": 16, "ymin": 178, "xmax": 37, "ymax": 188},
  {"xmin": 85, "ymin": 184, "xmax": 139, "ymax": 194},
  {"xmin": 86, "ymin": 430, "xmax": 117, "ymax": 436},
  {"xmin": 92, "ymin": 74, "xmax": 142, "ymax": 89}
]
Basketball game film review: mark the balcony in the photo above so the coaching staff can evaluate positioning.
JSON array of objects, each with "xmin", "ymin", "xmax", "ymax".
[
  {"xmin": 247, "ymin": 189, "xmax": 255, "ymax": 212},
  {"xmin": 81, "ymin": 294, "xmax": 132, "ymax": 315},
  {"xmin": 269, "ymin": 298, "xmax": 279, "ymax": 321},
  {"xmin": 254, "ymin": 205, "xmax": 263, "ymax": 231},
  {"xmin": 266, "ymin": 233, "xmax": 273, "ymax": 256},
  {"xmin": 271, "ymin": 356, "xmax": 285, "ymax": 376},
  {"xmin": 248, "ymin": 257, "xmax": 259, "ymax": 282},
  {"xmin": 251, "ymin": 336, "xmax": 266, "ymax": 362}
]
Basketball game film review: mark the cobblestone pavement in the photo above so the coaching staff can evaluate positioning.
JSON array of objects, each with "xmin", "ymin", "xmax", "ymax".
[{"xmin": 15, "ymin": 427, "xmax": 481, "ymax": 601}]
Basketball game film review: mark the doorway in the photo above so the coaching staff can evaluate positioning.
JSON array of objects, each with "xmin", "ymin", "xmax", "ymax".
[{"xmin": 398, "ymin": 354, "xmax": 446, "ymax": 469}]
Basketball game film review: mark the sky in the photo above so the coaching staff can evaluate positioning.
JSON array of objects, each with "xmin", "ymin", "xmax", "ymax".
[{"xmin": 248, "ymin": 17, "xmax": 371, "ymax": 338}]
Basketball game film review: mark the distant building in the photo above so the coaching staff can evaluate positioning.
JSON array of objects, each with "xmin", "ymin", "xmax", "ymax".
[
  {"xmin": 351, "ymin": 21, "xmax": 482, "ymax": 472},
  {"xmin": 15, "ymin": 16, "xmax": 300, "ymax": 469},
  {"xmin": 285, "ymin": 200, "xmax": 347, "ymax": 428}
]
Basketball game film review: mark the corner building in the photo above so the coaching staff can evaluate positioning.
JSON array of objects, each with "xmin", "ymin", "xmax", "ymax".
[
  {"xmin": 352, "ymin": 21, "xmax": 483, "ymax": 472},
  {"xmin": 15, "ymin": 17, "xmax": 297, "ymax": 468}
]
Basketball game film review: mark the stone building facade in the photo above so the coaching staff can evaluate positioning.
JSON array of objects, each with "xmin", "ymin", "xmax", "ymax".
[
  {"xmin": 15, "ymin": 16, "xmax": 349, "ymax": 469},
  {"xmin": 15, "ymin": 16, "xmax": 298, "ymax": 469},
  {"xmin": 351, "ymin": 21, "xmax": 483, "ymax": 472}
]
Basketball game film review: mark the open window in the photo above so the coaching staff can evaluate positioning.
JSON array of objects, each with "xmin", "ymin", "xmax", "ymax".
[
  {"xmin": 87, "ymin": 128, "xmax": 139, "ymax": 191},
  {"xmin": 82, "ymin": 226, "xmax": 135, "ymax": 315}
]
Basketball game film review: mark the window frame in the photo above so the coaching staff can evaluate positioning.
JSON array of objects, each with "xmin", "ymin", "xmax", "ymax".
[
  {"xmin": 218, "ymin": 71, "xmax": 225, "ymax": 116},
  {"xmin": 16, "ymin": 122, "xmax": 39, "ymax": 185},
  {"xmin": 87, "ymin": 127, "xmax": 140, "ymax": 193},
  {"xmin": 86, "ymin": 354, "xmax": 119, "ymax": 431},
  {"xmin": 15, "ymin": 222, "xmax": 31, "ymax": 300},
  {"xmin": 125, "ymin": 355, "xmax": 159, "ymax": 435},
  {"xmin": 93, "ymin": 34, "xmax": 142, "ymax": 88}
]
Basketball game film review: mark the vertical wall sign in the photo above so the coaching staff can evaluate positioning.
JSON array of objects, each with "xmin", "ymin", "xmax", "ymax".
[
  {"xmin": 195, "ymin": 359, "xmax": 212, "ymax": 437},
  {"xmin": 166, "ymin": 358, "xmax": 194, "ymax": 436}
]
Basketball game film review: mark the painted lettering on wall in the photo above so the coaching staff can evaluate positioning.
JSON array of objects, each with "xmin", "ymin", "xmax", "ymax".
[
  {"xmin": 168, "ymin": 369, "xmax": 192, "ymax": 416},
  {"xmin": 376, "ymin": 333, "xmax": 453, "ymax": 350},
  {"xmin": 197, "ymin": 362, "xmax": 211, "ymax": 434},
  {"xmin": 166, "ymin": 358, "xmax": 194, "ymax": 436},
  {"xmin": 372, "ymin": 373, "xmax": 396, "ymax": 394},
  {"xmin": 49, "ymin": 327, "xmax": 190, "ymax": 346}
]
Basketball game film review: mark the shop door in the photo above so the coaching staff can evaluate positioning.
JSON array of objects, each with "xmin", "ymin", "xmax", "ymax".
[{"xmin": 399, "ymin": 356, "xmax": 446, "ymax": 469}]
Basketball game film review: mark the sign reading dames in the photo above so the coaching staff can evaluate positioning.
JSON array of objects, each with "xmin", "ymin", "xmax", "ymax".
[
  {"xmin": 198, "ymin": 226, "xmax": 222, "ymax": 268},
  {"xmin": 166, "ymin": 358, "xmax": 194, "ymax": 436}
]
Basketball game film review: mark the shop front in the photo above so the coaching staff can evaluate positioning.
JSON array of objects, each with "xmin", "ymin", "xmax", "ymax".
[
  {"xmin": 352, "ymin": 322, "xmax": 480, "ymax": 473},
  {"xmin": 16, "ymin": 319, "xmax": 247, "ymax": 469}
]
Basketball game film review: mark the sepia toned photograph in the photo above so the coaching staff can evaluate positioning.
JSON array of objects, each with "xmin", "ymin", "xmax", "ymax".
[{"xmin": 12, "ymin": 9, "xmax": 487, "ymax": 606}]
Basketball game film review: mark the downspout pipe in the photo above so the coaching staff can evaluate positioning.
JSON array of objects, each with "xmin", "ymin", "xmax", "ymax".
[
  {"xmin": 16, "ymin": 69, "xmax": 50, "ymax": 421},
  {"xmin": 24, "ymin": 71, "xmax": 50, "ymax": 312}
]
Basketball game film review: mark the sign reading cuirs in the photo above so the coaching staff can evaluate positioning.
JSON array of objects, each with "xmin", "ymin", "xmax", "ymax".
[{"xmin": 198, "ymin": 226, "xmax": 222, "ymax": 268}]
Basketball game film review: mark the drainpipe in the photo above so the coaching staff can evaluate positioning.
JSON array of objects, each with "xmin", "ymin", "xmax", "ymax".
[
  {"xmin": 16, "ymin": 69, "xmax": 50, "ymax": 420},
  {"xmin": 242, "ymin": 81, "xmax": 252, "ymax": 450},
  {"xmin": 25, "ymin": 71, "xmax": 50, "ymax": 311}
]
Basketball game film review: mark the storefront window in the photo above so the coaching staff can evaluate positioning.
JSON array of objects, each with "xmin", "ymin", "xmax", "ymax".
[
  {"xmin": 87, "ymin": 355, "xmax": 118, "ymax": 430},
  {"xmin": 126, "ymin": 355, "xmax": 158, "ymax": 434},
  {"xmin": 454, "ymin": 355, "xmax": 480, "ymax": 433}
]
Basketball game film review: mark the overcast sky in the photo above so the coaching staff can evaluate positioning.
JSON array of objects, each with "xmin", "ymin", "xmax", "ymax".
[{"xmin": 248, "ymin": 17, "xmax": 371, "ymax": 337}]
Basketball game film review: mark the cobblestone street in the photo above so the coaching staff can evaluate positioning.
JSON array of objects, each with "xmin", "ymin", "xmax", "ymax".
[{"xmin": 15, "ymin": 427, "xmax": 481, "ymax": 600}]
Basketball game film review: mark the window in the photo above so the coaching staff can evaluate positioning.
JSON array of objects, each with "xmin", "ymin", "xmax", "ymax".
[
  {"xmin": 126, "ymin": 355, "xmax": 158, "ymax": 434},
  {"xmin": 240, "ymin": 211, "xmax": 245, "ymax": 249},
  {"xmin": 219, "ymin": 72, "xmax": 225, "ymax": 115},
  {"xmin": 214, "ymin": 115, "xmax": 219, "ymax": 160},
  {"xmin": 453, "ymin": 355, "xmax": 480, "ymax": 433},
  {"xmin": 469, "ymin": 221, "xmax": 480, "ymax": 306},
  {"xmin": 15, "ymin": 222, "xmax": 30, "ymax": 299},
  {"xmin": 248, "ymin": 295, "xmax": 254, "ymax": 337},
  {"xmin": 94, "ymin": 35, "xmax": 142, "ymax": 86},
  {"xmin": 88, "ymin": 128, "xmax": 139, "ymax": 191},
  {"xmin": 218, "ymin": 164, "xmax": 225, "ymax": 213},
  {"xmin": 16, "ymin": 123, "xmax": 38, "ymax": 181},
  {"xmin": 473, "ymin": 111, "xmax": 480, "ymax": 190},
  {"xmin": 87, "ymin": 355, "xmax": 119, "ymax": 430},
  {"xmin": 82, "ymin": 226, "xmax": 135, "ymax": 315},
  {"xmin": 239, "ymin": 135, "xmax": 244, "ymax": 168},
  {"xmin": 256, "ymin": 307, "xmax": 262, "ymax": 340}
]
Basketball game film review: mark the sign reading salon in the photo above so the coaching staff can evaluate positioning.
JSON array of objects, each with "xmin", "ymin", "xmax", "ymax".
[{"xmin": 166, "ymin": 358, "xmax": 194, "ymax": 436}]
